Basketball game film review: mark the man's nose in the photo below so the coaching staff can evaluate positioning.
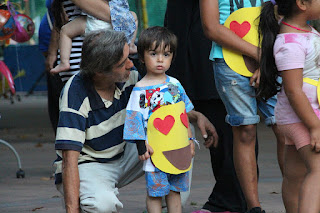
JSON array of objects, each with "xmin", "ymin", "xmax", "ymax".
[{"xmin": 126, "ymin": 59, "xmax": 134, "ymax": 69}]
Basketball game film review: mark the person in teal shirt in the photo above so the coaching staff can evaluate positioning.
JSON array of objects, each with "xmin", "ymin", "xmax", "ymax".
[{"xmin": 200, "ymin": 0, "xmax": 285, "ymax": 212}]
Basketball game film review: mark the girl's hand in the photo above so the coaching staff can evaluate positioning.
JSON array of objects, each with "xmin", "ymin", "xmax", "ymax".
[
  {"xmin": 310, "ymin": 126, "xmax": 320, "ymax": 152},
  {"xmin": 250, "ymin": 68, "xmax": 260, "ymax": 88},
  {"xmin": 189, "ymin": 139, "xmax": 195, "ymax": 157},
  {"xmin": 138, "ymin": 144, "xmax": 154, "ymax": 161}
]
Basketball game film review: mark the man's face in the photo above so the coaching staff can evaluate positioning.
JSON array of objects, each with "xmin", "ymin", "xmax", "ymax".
[{"xmin": 111, "ymin": 43, "xmax": 134, "ymax": 82}]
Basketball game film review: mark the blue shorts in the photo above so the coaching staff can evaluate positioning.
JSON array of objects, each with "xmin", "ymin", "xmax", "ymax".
[
  {"xmin": 213, "ymin": 59, "xmax": 276, "ymax": 126},
  {"xmin": 145, "ymin": 168, "xmax": 189, "ymax": 197}
]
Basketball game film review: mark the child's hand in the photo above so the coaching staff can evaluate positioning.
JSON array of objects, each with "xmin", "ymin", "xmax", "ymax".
[
  {"xmin": 189, "ymin": 139, "xmax": 195, "ymax": 157},
  {"xmin": 310, "ymin": 126, "xmax": 320, "ymax": 152},
  {"xmin": 138, "ymin": 144, "xmax": 154, "ymax": 161}
]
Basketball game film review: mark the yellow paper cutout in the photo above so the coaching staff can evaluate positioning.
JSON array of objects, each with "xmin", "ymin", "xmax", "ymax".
[
  {"xmin": 222, "ymin": 7, "xmax": 261, "ymax": 77},
  {"xmin": 147, "ymin": 101, "xmax": 192, "ymax": 174},
  {"xmin": 303, "ymin": 78, "xmax": 320, "ymax": 106}
]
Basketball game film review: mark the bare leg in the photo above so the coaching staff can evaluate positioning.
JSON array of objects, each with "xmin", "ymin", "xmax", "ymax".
[
  {"xmin": 298, "ymin": 145, "xmax": 320, "ymax": 213},
  {"xmin": 50, "ymin": 16, "xmax": 86, "ymax": 74},
  {"xmin": 146, "ymin": 195, "xmax": 162, "ymax": 213},
  {"xmin": 129, "ymin": 11, "xmax": 138, "ymax": 54},
  {"xmin": 233, "ymin": 124, "xmax": 260, "ymax": 209},
  {"xmin": 282, "ymin": 145, "xmax": 306, "ymax": 213},
  {"xmin": 271, "ymin": 124, "xmax": 285, "ymax": 175},
  {"xmin": 166, "ymin": 191, "xmax": 182, "ymax": 213}
]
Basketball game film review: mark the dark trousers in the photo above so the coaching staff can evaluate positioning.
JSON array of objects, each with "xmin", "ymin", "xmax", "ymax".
[
  {"xmin": 193, "ymin": 99, "xmax": 259, "ymax": 212},
  {"xmin": 46, "ymin": 72, "xmax": 64, "ymax": 135}
]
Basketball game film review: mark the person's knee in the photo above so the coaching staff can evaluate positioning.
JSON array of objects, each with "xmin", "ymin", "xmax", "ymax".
[
  {"xmin": 283, "ymin": 165, "xmax": 305, "ymax": 183},
  {"xmin": 60, "ymin": 25, "xmax": 68, "ymax": 36},
  {"xmin": 80, "ymin": 190, "xmax": 122, "ymax": 213},
  {"xmin": 236, "ymin": 125, "xmax": 256, "ymax": 143}
]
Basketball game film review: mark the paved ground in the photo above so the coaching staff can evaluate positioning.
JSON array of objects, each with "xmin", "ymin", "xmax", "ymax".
[{"xmin": 0, "ymin": 94, "xmax": 285, "ymax": 213}]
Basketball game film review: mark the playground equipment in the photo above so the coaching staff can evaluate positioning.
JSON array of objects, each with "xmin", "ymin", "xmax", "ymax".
[
  {"xmin": 7, "ymin": 1, "xmax": 34, "ymax": 43},
  {"xmin": 0, "ymin": 139, "xmax": 25, "ymax": 178},
  {"xmin": 0, "ymin": 0, "xmax": 33, "ymax": 179},
  {"xmin": 0, "ymin": 9, "xmax": 16, "ymax": 40}
]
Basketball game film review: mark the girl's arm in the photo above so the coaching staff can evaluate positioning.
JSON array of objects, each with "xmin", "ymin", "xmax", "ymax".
[
  {"xmin": 282, "ymin": 69, "xmax": 320, "ymax": 152},
  {"xmin": 70, "ymin": 0, "xmax": 111, "ymax": 22},
  {"xmin": 199, "ymin": 0, "xmax": 260, "ymax": 61}
]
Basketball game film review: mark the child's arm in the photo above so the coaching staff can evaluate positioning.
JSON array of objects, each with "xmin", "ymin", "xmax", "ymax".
[
  {"xmin": 200, "ymin": 0, "xmax": 260, "ymax": 62},
  {"xmin": 282, "ymin": 69, "xmax": 320, "ymax": 152},
  {"xmin": 70, "ymin": 0, "xmax": 111, "ymax": 22},
  {"xmin": 136, "ymin": 140, "xmax": 154, "ymax": 161},
  {"xmin": 187, "ymin": 125, "xmax": 195, "ymax": 157}
]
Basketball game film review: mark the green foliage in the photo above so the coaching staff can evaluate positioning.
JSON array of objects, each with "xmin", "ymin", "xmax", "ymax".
[{"xmin": 128, "ymin": 0, "xmax": 167, "ymax": 30}]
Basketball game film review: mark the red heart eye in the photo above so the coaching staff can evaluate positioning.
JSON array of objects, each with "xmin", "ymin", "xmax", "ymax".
[
  {"xmin": 153, "ymin": 115, "xmax": 175, "ymax": 135},
  {"xmin": 180, "ymin": 109, "xmax": 188, "ymax": 128},
  {"xmin": 230, "ymin": 21, "xmax": 251, "ymax": 38}
]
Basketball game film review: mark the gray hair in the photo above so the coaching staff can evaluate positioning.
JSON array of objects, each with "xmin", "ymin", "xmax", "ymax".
[{"xmin": 80, "ymin": 30, "xmax": 127, "ymax": 77}]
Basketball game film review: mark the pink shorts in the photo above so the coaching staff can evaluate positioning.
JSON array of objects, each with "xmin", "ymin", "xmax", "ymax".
[{"xmin": 278, "ymin": 122, "xmax": 311, "ymax": 150}]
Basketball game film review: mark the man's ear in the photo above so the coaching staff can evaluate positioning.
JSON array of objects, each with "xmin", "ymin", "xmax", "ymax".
[{"xmin": 296, "ymin": 0, "xmax": 307, "ymax": 11}]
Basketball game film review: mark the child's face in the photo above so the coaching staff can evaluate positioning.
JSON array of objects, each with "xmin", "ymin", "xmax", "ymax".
[
  {"xmin": 305, "ymin": 0, "xmax": 320, "ymax": 20},
  {"xmin": 143, "ymin": 42, "xmax": 173, "ymax": 76}
]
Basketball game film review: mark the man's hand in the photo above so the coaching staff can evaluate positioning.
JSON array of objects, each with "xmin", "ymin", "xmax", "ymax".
[
  {"xmin": 188, "ymin": 110, "xmax": 219, "ymax": 148},
  {"xmin": 250, "ymin": 68, "xmax": 260, "ymax": 88},
  {"xmin": 139, "ymin": 144, "xmax": 154, "ymax": 161}
]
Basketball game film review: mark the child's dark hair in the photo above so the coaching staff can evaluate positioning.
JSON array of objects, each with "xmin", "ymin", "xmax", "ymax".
[
  {"xmin": 257, "ymin": 0, "xmax": 303, "ymax": 100},
  {"xmin": 137, "ymin": 26, "xmax": 177, "ymax": 62}
]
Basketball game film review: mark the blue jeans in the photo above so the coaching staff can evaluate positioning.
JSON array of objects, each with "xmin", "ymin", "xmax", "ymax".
[{"xmin": 214, "ymin": 59, "xmax": 276, "ymax": 126}]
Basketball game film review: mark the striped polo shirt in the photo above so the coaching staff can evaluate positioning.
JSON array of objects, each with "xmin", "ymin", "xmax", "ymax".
[{"xmin": 54, "ymin": 70, "xmax": 139, "ymax": 184}]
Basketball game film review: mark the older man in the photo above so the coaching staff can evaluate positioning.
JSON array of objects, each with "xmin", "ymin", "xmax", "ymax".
[{"xmin": 54, "ymin": 30, "xmax": 218, "ymax": 213}]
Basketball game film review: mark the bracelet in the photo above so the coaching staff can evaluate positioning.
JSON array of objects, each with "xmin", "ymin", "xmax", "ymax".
[{"xmin": 189, "ymin": 137, "xmax": 200, "ymax": 149}]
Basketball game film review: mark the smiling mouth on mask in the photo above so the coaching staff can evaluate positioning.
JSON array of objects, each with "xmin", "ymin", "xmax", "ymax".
[{"xmin": 162, "ymin": 144, "xmax": 192, "ymax": 170}]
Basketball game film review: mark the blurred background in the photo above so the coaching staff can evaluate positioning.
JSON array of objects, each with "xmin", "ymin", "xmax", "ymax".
[
  {"xmin": 0, "ymin": 0, "xmax": 168, "ymax": 94},
  {"xmin": 0, "ymin": 0, "xmax": 319, "ymax": 95}
]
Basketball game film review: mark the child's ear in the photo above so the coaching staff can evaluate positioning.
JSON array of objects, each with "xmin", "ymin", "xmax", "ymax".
[
  {"xmin": 296, "ymin": 0, "xmax": 307, "ymax": 11},
  {"xmin": 140, "ymin": 58, "xmax": 145, "ymax": 64}
]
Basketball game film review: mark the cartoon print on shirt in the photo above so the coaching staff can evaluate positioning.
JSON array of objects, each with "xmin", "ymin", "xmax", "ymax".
[
  {"xmin": 140, "ymin": 83, "xmax": 183, "ymax": 111},
  {"xmin": 144, "ymin": 88, "xmax": 164, "ymax": 112},
  {"xmin": 229, "ymin": 0, "xmax": 263, "ymax": 13},
  {"xmin": 167, "ymin": 83, "xmax": 180, "ymax": 103}
]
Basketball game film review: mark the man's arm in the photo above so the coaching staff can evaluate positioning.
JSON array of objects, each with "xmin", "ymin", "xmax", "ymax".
[
  {"xmin": 62, "ymin": 150, "xmax": 81, "ymax": 213},
  {"xmin": 70, "ymin": 0, "xmax": 111, "ymax": 22},
  {"xmin": 188, "ymin": 110, "xmax": 219, "ymax": 148}
]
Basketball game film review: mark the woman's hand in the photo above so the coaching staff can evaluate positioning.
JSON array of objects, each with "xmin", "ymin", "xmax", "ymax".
[{"xmin": 188, "ymin": 110, "xmax": 219, "ymax": 148}]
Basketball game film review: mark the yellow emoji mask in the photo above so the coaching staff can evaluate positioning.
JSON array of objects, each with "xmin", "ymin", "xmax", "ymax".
[
  {"xmin": 222, "ymin": 7, "xmax": 261, "ymax": 77},
  {"xmin": 147, "ymin": 101, "xmax": 192, "ymax": 174}
]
